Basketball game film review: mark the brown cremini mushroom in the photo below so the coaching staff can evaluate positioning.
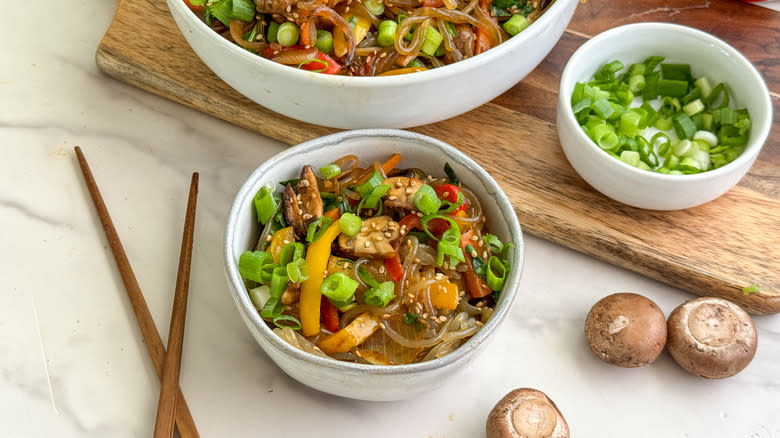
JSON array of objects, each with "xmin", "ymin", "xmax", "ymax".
[
  {"xmin": 666, "ymin": 297, "xmax": 757, "ymax": 379},
  {"xmin": 283, "ymin": 165, "xmax": 323, "ymax": 237},
  {"xmin": 338, "ymin": 216, "xmax": 401, "ymax": 258},
  {"xmin": 486, "ymin": 388, "xmax": 569, "ymax": 438},
  {"xmin": 584, "ymin": 292, "xmax": 667, "ymax": 368},
  {"xmin": 382, "ymin": 176, "xmax": 424, "ymax": 210}
]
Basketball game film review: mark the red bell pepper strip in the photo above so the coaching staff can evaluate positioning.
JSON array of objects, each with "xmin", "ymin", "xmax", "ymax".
[
  {"xmin": 435, "ymin": 183, "xmax": 467, "ymax": 214},
  {"xmin": 320, "ymin": 296, "xmax": 340, "ymax": 333},
  {"xmin": 384, "ymin": 253, "xmax": 404, "ymax": 282},
  {"xmin": 263, "ymin": 46, "xmax": 343, "ymax": 75},
  {"xmin": 184, "ymin": 0, "xmax": 204, "ymax": 12},
  {"xmin": 459, "ymin": 229, "xmax": 492, "ymax": 299}
]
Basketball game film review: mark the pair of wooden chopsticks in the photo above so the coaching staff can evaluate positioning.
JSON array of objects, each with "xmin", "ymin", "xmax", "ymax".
[{"xmin": 75, "ymin": 147, "xmax": 200, "ymax": 438}]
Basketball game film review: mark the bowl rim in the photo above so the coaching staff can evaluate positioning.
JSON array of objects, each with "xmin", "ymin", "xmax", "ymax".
[
  {"xmin": 223, "ymin": 128, "xmax": 524, "ymax": 375},
  {"xmin": 168, "ymin": 0, "xmax": 576, "ymax": 85},
  {"xmin": 558, "ymin": 22, "xmax": 773, "ymax": 182}
]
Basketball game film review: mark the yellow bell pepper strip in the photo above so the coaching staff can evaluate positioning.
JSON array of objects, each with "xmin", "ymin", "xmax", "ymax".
[
  {"xmin": 334, "ymin": 15, "xmax": 370, "ymax": 57},
  {"xmin": 300, "ymin": 212, "xmax": 342, "ymax": 336},
  {"xmin": 317, "ymin": 313, "xmax": 381, "ymax": 354},
  {"xmin": 429, "ymin": 281, "xmax": 459, "ymax": 310},
  {"xmin": 267, "ymin": 226, "xmax": 296, "ymax": 263},
  {"xmin": 378, "ymin": 67, "xmax": 428, "ymax": 76}
]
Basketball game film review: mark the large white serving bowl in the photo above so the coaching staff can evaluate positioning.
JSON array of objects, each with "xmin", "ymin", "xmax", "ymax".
[
  {"xmin": 224, "ymin": 129, "xmax": 524, "ymax": 401},
  {"xmin": 557, "ymin": 23, "xmax": 773, "ymax": 210},
  {"xmin": 168, "ymin": 0, "xmax": 578, "ymax": 129}
]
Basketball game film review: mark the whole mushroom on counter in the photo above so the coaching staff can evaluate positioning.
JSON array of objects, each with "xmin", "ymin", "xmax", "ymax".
[
  {"xmin": 486, "ymin": 388, "xmax": 569, "ymax": 438},
  {"xmin": 666, "ymin": 297, "xmax": 757, "ymax": 379},
  {"xmin": 584, "ymin": 292, "xmax": 667, "ymax": 367}
]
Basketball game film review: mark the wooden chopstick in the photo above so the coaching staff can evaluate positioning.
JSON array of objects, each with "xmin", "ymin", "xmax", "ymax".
[
  {"xmin": 74, "ymin": 147, "xmax": 200, "ymax": 438},
  {"xmin": 154, "ymin": 173, "xmax": 198, "ymax": 438}
]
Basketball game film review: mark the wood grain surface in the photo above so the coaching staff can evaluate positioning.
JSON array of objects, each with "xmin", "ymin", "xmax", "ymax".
[{"xmin": 96, "ymin": 0, "xmax": 780, "ymax": 313}]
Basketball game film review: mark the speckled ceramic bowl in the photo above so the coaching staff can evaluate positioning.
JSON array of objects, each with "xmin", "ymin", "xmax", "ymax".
[{"xmin": 224, "ymin": 129, "xmax": 524, "ymax": 401}]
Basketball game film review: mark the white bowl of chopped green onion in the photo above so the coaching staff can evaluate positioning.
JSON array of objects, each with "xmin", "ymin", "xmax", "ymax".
[
  {"xmin": 224, "ymin": 129, "xmax": 524, "ymax": 400},
  {"xmin": 557, "ymin": 22, "xmax": 772, "ymax": 210}
]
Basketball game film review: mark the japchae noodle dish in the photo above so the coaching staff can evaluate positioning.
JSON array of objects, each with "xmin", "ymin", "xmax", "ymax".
[
  {"xmin": 185, "ymin": 0, "xmax": 553, "ymax": 75},
  {"xmin": 238, "ymin": 153, "xmax": 514, "ymax": 364}
]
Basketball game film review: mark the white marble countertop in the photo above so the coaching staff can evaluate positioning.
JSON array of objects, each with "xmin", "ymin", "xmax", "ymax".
[{"xmin": 3, "ymin": 1, "xmax": 779, "ymax": 437}]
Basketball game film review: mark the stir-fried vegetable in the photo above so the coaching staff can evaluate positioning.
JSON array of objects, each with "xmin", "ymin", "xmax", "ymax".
[
  {"xmin": 192, "ymin": 0, "xmax": 551, "ymax": 76},
  {"xmin": 237, "ymin": 153, "xmax": 513, "ymax": 364}
]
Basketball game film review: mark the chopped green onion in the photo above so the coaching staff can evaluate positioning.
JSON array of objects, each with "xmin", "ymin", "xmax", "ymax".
[
  {"xmin": 315, "ymin": 29, "xmax": 334, "ymax": 54},
  {"xmin": 363, "ymin": 184, "xmax": 391, "ymax": 210},
  {"xmin": 642, "ymin": 72, "xmax": 659, "ymax": 101},
  {"xmin": 279, "ymin": 241, "xmax": 304, "ymax": 266},
  {"xmin": 589, "ymin": 123, "xmax": 619, "ymax": 150},
  {"xmin": 306, "ymin": 216, "xmax": 334, "ymax": 243},
  {"xmin": 438, "ymin": 191, "xmax": 465, "ymax": 214},
  {"xmin": 694, "ymin": 76, "xmax": 713, "ymax": 99},
  {"xmin": 413, "ymin": 184, "xmax": 442, "ymax": 215},
  {"xmin": 238, "ymin": 251, "xmax": 273, "ymax": 283},
  {"xmin": 277, "ymin": 22, "xmax": 299, "ymax": 47},
  {"xmin": 320, "ymin": 272, "xmax": 359, "ymax": 302},
  {"xmin": 657, "ymin": 79, "xmax": 689, "ymax": 97},
  {"xmin": 693, "ymin": 130, "xmax": 718, "ymax": 147},
  {"xmin": 267, "ymin": 21, "xmax": 280, "ymax": 43},
  {"xmin": 591, "ymin": 97, "xmax": 615, "ymax": 119},
  {"xmin": 272, "ymin": 314, "xmax": 301, "ymax": 330},
  {"xmin": 436, "ymin": 227, "xmax": 465, "ymax": 267},
  {"xmin": 231, "ymin": 0, "xmax": 256, "ymax": 22},
  {"xmin": 249, "ymin": 285, "xmax": 270, "ymax": 311},
  {"xmin": 628, "ymin": 74, "xmax": 645, "ymax": 94},
  {"xmin": 338, "ymin": 213, "xmax": 362, "ymax": 236},
  {"xmin": 355, "ymin": 170, "xmax": 384, "ymax": 198},
  {"xmin": 742, "ymin": 282, "xmax": 761, "ymax": 295},
  {"xmin": 643, "ymin": 55, "xmax": 665, "ymax": 71},
  {"xmin": 444, "ymin": 162, "xmax": 460, "ymax": 185},
  {"xmin": 377, "ymin": 20, "xmax": 398, "ymax": 47},
  {"xmin": 485, "ymin": 256, "xmax": 507, "ymax": 291},
  {"xmin": 683, "ymin": 98, "xmax": 705, "ymax": 116},
  {"xmin": 254, "ymin": 186, "xmax": 278, "ymax": 225},
  {"xmin": 206, "ymin": 0, "xmax": 233, "ymax": 26},
  {"xmin": 674, "ymin": 113, "xmax": 697, "ymax": 139},
  {"xmin": 357, "ymin": 266, "xmax": 381, "ymax": 288},
  {"xmin": 363, "ymin": 281, "xmax": 395, "ymax": 307},
  {"xmin": 403, "ymin": 312, "xmax": 419, "ymax": 325},
  {"xmin": 286, "ymin": 257, "xmax": 309, "ymax": 282},
  {"xmin": 319, "ymin": 163, "xmax": 341, "ymax": 179},
  {"xmin": 594, "ymin": 60, "xmax": 623, "ymax": 81},
  {"xmin": 661, "ymin": 63, "xmax": 692, "ymax": 81},
  {"xmin": 420, "ymin": 25, "xmax": 443, "ymax": 56},
  {"xmin": 502, "ymin": 14, "xmax": 529, "ymax": 36},
  {"xmin": 364, "ymin": 0, "xmax": 385, "ymax": 14},
  {"xmin": 260, "ymin": 267, "xmax": 289, "ymax": 319},
  {"xmin": 618, "ymin": 110, "xmax": 642, "ymax": 137},
  {"xmin": 619, "ymin": 150, "xmax": 641, "ymax": 167}
]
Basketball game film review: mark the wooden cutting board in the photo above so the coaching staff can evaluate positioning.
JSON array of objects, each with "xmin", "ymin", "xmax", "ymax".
[{"xmin": 96, "ymin": 0, "xmax": 780, "ymax": 314}]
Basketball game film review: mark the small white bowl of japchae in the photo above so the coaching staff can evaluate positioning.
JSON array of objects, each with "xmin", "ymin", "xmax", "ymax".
[
  {"xmin": 224, "ymin": 129, "xmax": 523, "ymax": 400},
  {"xmin": 167, "ymin": 0, "xmax": 578, "ymax": 128}
]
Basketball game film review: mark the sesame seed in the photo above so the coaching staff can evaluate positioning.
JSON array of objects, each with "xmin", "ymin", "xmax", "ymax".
[
  {"xmin": 282, "ymin": 239, "xmax": 290, "ymax": 245},
  {"xmin": 413, "ymin": 258, "xmax": 420, "ymax": 263},
  {"xmin": 361, "ymin": 227, "xmax": 368, "ymax": 232},
  {"xmin": 292, "ymin": 12, "xmax": 299, "ymax": 17},
  {"xmin": 476, "ymin": 301, "xmax": 484, "ymax": 307},
  {"xmin": 384, "ymin": 232, "xmax": 392, "ymax": 238},
  {"xmin": 345, "ymin": 6, "xmax": 350, "ymax": 12},
  {"xmin": 470, "ymin": 235, "xmax": 478, "ymax": 241},
  {"xmin": 379, "ymin": 266, "xmax": 386, "ymax": 273},
  {"xmin": 379, "ymin": 52, "xmax": 387, "ymax": 58},
  {"xmin": 285, "ymin": 5, "xmax": 291, "ymax": 11},
  {"xmin": 303, "ymin": 213, "xmax": 313, "ymax": 220},
  {"xmin": 482, "ymin": 251, "xmax": 488, "ymax": 259},
  {"xmin": 364, "ymin": 241, "xmax": 371, "ymax": 248},
  {"xmin": 422, "ymin": 312, "xmax": 429, "ymax": 319},
  {"xmin": 382, "ymin": 314, "xmax": 391, "ymax": 319},
  {"xmin": 470, "ymin": 250, "xmax": 478, "ymax": 257},
  {"xmin": 442, "ymin": 192, "xmax": 449, "ymax": 198},
  {"xmin": 379, "ymin": 322, "xmax": 386, "ymax": 329},
  {"xmin": 299, "ymin": 179, "xmax": 309, "ymax": 187},
  {"xmin": 395, "ymin": 182, "xmax": 403, "ymax": 188},
  {"xmin": 388, "ymin": 195, "xmax": 398, "ymax": 200},
  {"xmin": 405, "ymin": 188, "xmax": 414, "ymax": 194},
  {"xmin": 416, "ymin": 212, "xmax": 423, "ymax": 217},
  {"xmin": 374, "ymin": 235, "xmax": 384, "ymax": 242},
  {"xmin": 266, "ymin": 235, "xmax": 273, "ymax": 241}
]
